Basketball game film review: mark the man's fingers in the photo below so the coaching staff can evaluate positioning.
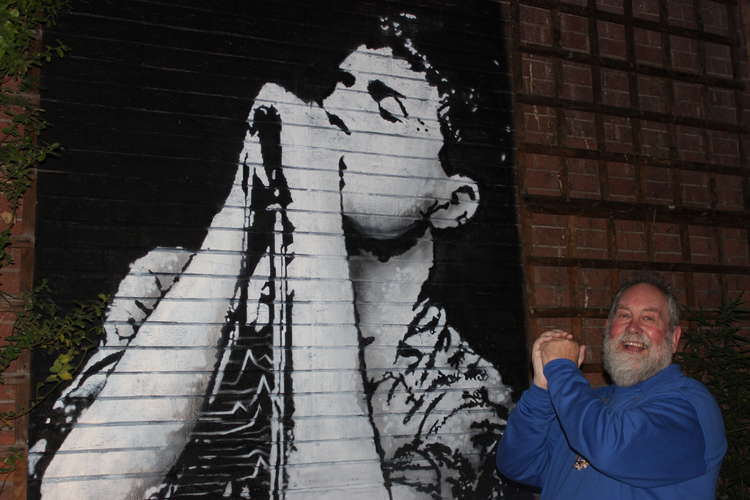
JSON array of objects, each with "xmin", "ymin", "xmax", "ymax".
[
  {"xmin": 577, "ymin": 344, "xmax": 586, "ymax": 368},
  {"xmin": 535, "ymin": 329, "xmax": 571, "ymax": 348}
]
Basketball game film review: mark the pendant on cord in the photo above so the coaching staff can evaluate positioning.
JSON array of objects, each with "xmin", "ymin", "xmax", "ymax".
[{"xmin": 573, "ymin": 455, "xmax": 590, "ymax": 470}]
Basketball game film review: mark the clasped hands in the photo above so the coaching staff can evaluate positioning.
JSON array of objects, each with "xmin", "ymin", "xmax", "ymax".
[{"xmin": 532, "ymin": 329, "xmax": 586, "ymax": 390}]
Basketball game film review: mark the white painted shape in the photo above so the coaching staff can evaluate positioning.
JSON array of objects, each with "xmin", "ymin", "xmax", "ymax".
[
  {"xmin": 42, "ymin": 448, "xmax": 179, "ymax": 478},
  {"xmin": 80, "ymin": 372, "xmax": 210, "ymax": 397},
  {"xmin": 38, "ymin": 422, "xmax": 185, "ymax": 451},
  {"xmin": 284, "ymin": 461, "xmax": 387, "ymax": 490},
  {"xmin": 74, "ymin": 397, "xmax": 203, "ymax": 424},
  {"xmin": 279, "ymin": 439, "xmax": 381, "ymax": 464},
  {"xmin": 289, "ymin": 347, "xmax": 360, "ymax": 371},
  {"xmin": 104, "ymin": 346, "xmax": 220, "ymax": 371},
  {"xmin": 40, "ymin": 477, "xmax": 158, "ymax": 500}
]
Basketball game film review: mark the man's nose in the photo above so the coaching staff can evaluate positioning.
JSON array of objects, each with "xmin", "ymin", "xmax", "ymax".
[{"xmin": 626, "ymin": 319, "xmax": 642, "ymax": 333}]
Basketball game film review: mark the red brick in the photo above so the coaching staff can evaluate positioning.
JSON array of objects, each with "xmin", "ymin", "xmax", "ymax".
[
  {"xmin": 563, "ymin": 110, "xmax": 597, "ymax": 150},
  {"xmin": 581, "ymin": 318, "xmax": 607, "ymax": 364},
  {"xmin": 653, "ymin": 223, "xmax": 683, "ymax": 263},
  {"xmin": 700, "ymin": 1, "xmax": 729, "ymax": 36},
  {"xmin": 531, "ymin": 265, "xmax": 571, "ymax": 307},
  {"xmin": 615, "ymin": 219, "xmax": 648, "ymax": 260},
  {"xmin": 597, "ymin": 0, "xmax": 624, "ymax": 14},
  {"xmin": 577, "ymin": 269, "xmax": 614, "ymax": 310},
  {"xmin": 0, "ymin": 312, "xmax": 16, "ymax": 326},
  {"xmin": 573, "ymin": 216, "xmax": 609, "ymax": 259},
  {"xmin": 568, "ymin": 158, "xmax": 601, "ymax": 199},
  {"xmin": 720, "ymin": 228, "xmax": 749, "ymax": 266},
  {"xmin": 523, "ymin": 153, "xmax": 563, "ymax": 196},
  {"xmin": 523, "ymin": 104, "xmax": 558, "ymax": 145},
  {"xmin": 676, "ymin": 125, "xmax": 706, "ymax": 162},
  {"xmin": 603, "ymin": 115, "xmax": 633, "ymax": 153},
  {"xmin": 667, "ymin": 0, "xmax": 697, "ymax": 29},
  {"xmin": 598, "ymin": 21, "xmax": 626, "ymax": 59},
  {"xmin": 561, "ymin": 14, "xmax": 590, "ymax": 53},
  {"xmin": 561, "ymin": 62, "xmax": 593, "ymax": 102},
  {"xmin": 561, "ymin": 0, "xmax": 587, "ymax": 5},
  {"xmin": 658, "ymin": 272, "xmax": 689, "ymax": 306},
  {"xmin": 640, "ymin": 121, "xmax": 671, "ymax": 159},
  {"xmin": 680, "ymin": 169, "xmax": 711, "ymax": 208},
  {"xmin": 689, "ymin": 225, "xmax": 718, "ymax": 264},
  {"xmin": 635, "ymin": 28, "xmax": 665, "ymax": 67},
  {"xmin": 634, "ymin": 0, "xmax": 660, "ymax": 20},
  {"xmin": 606, "ymin": 162, "xmax": 638, "ymax": 202},
  {"xmin": 692, "ymin": 272, "xmax": 722, "ymax": 309},
  {"xmin": 522, "ymin": 54, "xmax": 555, "ymax": 96},
  {"xmin": 533, "ymin": 317, "xmax": 574, "ymax": 337},
  {"xmin": 529, "ymin": 213, "xmax": 568, "ymax": 258},
  {"xmin": 602, "ymin": 69, "xmax": 630, "ymax": 107},
  {"xmin": 637, "ymin": 76, "xmax": 668, "ymax": 113},
  {"xmin": 0, "ymin": 427, "xmax": 16, "ymax": 446},
  {"xmin": 705, "ymin": 42, "xmax": 733, "ymax": 78},
  {"xmin": 673, "ymin": 82, "xmax": 704, "ymax": 118},
  {"xmin": 0, "ymin": 77, "xmax": 24, "ymax": 94},
  {"xmin": 642, "ymin": 166, "xmax": 674, "ymax": 205},
  {"xmin": 725, "ymin": 275, "xmax": 750, "ymax": 306},
  {"xmin": 2, "ymin": 354, "xmax": 29, "ymax": 376},
  {"xmin": 0, "ymin": 322, "xmax": 15, "ymax": 344},
  {"xmin": 742, "ymin": 135, "xmax": 750, "ymax": 165},
  {"xmin": 713, "ymin": 174, "xmax": 745, "ymax": 211},
  {"xmin": 671, "ymin": 35, "xmax": 700, "ymax": 73},
  {"xmin": 0, "ymin": 383, "xmax": 20, "ymax": 403},
  {"xmin": 520, "ymin": 5, "xmax": 553, "ymax": 46},
  {"xmin": 0, "ymin": 272, "xmax": 23, "ymax": 298},
  {"xmin": 706, "ymin": 87, "xmax": 737, "ymax": 124},
  {"xmin": 707, "ymin": 130, "xmax": 740, "ymax": 166}
]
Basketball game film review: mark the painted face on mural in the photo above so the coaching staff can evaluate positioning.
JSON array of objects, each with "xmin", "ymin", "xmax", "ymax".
[
  {"xmin": 603, "ymin": 283, "xmax": 682, "ymax": 386},
  {"xmin": 322, "ymin": 47, "xmax": 479, "ymax": 239}
]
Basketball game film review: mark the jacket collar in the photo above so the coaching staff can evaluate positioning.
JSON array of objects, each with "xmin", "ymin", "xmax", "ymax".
[{"xmin": 613, "ymin": 363, "xmax": 682, "ymax": 395}]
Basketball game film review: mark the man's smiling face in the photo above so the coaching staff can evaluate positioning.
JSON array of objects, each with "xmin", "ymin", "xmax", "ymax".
[{"xmin": 603, "ymin": 283, "xmax": 682, "ymax": 387}]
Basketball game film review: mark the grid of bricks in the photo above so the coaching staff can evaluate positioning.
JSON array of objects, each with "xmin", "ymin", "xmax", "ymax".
[
  {"xmin": 511, "ymin": 0, "xmax": 750, "ymax": 382},
  {"xmin": 0, "ymin": 90, "xmax": 35, "ymax": 497}
]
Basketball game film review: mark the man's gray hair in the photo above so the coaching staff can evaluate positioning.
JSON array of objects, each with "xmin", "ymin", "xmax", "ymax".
[{"xmin": 606, "ymin": 275, "xmax": 681, "ymax": 334}]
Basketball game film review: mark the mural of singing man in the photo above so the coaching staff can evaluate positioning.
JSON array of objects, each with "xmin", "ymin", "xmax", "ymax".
[{"xmin": 29, "ymin": 3, "xmax": 527, "ymax": 500}]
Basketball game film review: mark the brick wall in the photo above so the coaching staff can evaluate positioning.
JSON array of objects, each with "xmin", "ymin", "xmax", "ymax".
[
  {"xmin": 0, "ymin": 77, "xmax": 37, "ymax": 499},
  {"xmin": 511, "ymin": 0, "xmax": 750, "ymax": 384}
]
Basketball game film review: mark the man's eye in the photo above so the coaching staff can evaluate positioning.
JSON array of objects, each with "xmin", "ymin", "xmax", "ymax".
[{"xmin": 643, "ymin": 316, "xmax": 655, "ymax": 322}]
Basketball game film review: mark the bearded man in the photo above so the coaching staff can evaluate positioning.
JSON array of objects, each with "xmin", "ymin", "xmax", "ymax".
[{"xmin": 496, "ymin": 277, "xmax": 727, "ymax": 499}]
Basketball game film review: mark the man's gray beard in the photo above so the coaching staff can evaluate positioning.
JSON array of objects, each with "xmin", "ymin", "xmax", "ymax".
[{"xmin": 603, "ymin": 332, "xmax": 673, "ymax": 387}]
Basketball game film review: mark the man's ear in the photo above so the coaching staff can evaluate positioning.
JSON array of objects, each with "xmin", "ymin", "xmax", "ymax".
[
  {"xmin": 428, "ymin": 175, "xmax": 480, "ymax": 230},
  {"xmin": 671, "ymin": 325, "xmax": 682, "ymax": 353}
]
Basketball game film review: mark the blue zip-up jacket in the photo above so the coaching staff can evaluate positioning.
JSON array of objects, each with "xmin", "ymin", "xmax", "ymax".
[{"xmin": 496, "ymin": 361, "xmax": 726, "ymax": 499}]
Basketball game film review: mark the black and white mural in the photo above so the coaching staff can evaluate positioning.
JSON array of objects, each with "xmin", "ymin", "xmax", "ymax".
[{"xmin": 29, "ymin": 1, "xmax": 527, "ymax": 499}]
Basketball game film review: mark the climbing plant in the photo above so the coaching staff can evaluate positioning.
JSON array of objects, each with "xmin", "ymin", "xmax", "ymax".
[
  {"xmin": 676, "ymin": 297, "xmax": 750, "ymax": 500},
  {"xmin": 0, "ymin": 0, "xmax": 110, "ymax": 484}
]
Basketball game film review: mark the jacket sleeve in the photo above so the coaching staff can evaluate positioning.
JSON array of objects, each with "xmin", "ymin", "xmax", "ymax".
[
  {"xmin": 495, "ymin": 384, "xmax": 556, "ymax": 488},
  {"xmin": 544, "ymin": 359, "xmax": 708, "ymax": 488}
]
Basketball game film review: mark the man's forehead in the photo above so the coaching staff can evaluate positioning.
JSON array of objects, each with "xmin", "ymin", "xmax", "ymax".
[{"xmin": 617, "ymin": 283, "xmax": 669, "ymax": 310}]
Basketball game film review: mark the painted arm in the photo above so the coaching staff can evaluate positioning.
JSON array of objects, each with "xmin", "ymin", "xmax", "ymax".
[{"xmin": 544, "ymin": 359, "xmax": 717, "ymax": 488}]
